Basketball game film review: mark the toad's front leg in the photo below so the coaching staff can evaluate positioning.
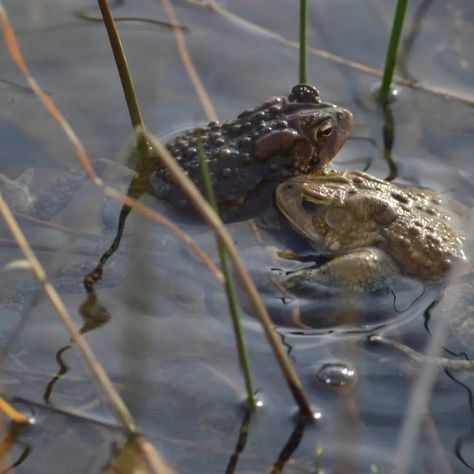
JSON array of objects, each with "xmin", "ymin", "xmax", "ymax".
[{"xmin": 281, "ymin": 247, "xmax": 400, "ymax": 292}]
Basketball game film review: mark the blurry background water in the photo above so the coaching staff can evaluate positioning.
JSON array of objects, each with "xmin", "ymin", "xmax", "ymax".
[{"xmin": 0, "ymin": 0, "xmax": 473, "ymax": 472}]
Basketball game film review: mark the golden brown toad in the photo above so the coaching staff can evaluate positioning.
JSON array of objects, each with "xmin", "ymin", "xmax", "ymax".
[{"xmin": 275, "ymin": 170, "xmax": 466, "ymax": 291}]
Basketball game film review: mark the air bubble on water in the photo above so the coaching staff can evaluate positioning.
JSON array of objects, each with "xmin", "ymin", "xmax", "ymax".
[{"xmin": 316, "ymin": 362, "xmax": 357, "ymax": 389}]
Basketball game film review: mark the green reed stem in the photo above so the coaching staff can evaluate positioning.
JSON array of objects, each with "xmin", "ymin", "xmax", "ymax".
[
  {"xmin": 197, "ymin": 135, "xmax": 257, "ymax": 410},
  {"xmin": 379, "ymin": 0, "xmax": 408, "ymax": 102},
  {"xmin": 299, "ymin": 0, "xmax": 307, "ymax": 83},
  {"xmin": 97, "ymin": 0, "xmax": 149, "ymax": 157},
  {"xmin": 98, "ymin": 0, "xmax": 143, "ymax": 129}
]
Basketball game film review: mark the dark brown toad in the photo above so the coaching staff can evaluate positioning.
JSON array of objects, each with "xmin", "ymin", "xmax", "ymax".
[
  {"xmin": 152, "ymin": 84, "xmax": 352, "ymax": 219},
  {"xmin": 0, "ymin": 85, "xmax": 352, "ymax": 223}
]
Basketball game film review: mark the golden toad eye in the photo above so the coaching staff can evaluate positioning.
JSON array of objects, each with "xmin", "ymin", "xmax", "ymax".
[
  {"xmin": 318, "ymin": 122, "xmax": 334, "ymax": 137},
  {"xmin": 312, "ymin": 121, "xmax": 334, "ymax": 142}
]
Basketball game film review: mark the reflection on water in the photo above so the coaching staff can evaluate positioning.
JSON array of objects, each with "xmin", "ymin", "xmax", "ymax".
[{"xmin": 0, "ymin": 0, "xmax": 473, "ymax": 472}]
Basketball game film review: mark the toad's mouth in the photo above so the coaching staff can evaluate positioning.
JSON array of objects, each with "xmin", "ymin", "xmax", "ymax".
[
  {"xmin": 292, "ymin": 149, "xmax": 329, "ymax": 173},
  {"xmin": 275, "ymin": 182, "xmax": 318, "ymax": 240},
  {"xmin": 290, "ymin": 139, "xmax": 314, "ymax": 173}
]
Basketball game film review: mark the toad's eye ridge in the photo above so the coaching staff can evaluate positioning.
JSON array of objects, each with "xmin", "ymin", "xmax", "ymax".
[{"xmin": 302, "ymin": 198, "xmax": 320, "ymax": 213}]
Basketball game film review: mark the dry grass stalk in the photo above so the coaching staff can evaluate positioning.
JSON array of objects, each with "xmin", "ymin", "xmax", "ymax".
[
  {"xmin": 160, "ymin": 0, "xmax": 218, "ymax": 121},
  {"xmin": 369, "ymin": 335, "xmax": 474, "ymax": 370},
  {"xmin": 0, "ymin": 396, "xmax": 31, "ymax": 424},
  {"xmin": 0, "ymin": 193, "xmax": 137, "ymax": 433},
  {"xmin": 136, "ymin": 438, "xmax": 177, "ymax": 474},
  {"xmin": 100, "ymin": 0, "xmax": 311, "ymax": 414}
]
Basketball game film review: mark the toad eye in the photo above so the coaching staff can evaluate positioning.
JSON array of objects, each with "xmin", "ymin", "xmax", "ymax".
[
  {"xmin": 302, "ymin": 198, "xmax": 320, "ymax": 213},
  {"xmin": 312, "ymin": 121, "xmax": 334, "ymax": 143},
  {"xmin": 319, "ymin": 124, "xmax": 334, "ymax": 137}
]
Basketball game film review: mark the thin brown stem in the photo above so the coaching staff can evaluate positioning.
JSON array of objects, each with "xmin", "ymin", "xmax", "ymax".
[{"xmin": 160, "ymin": 0, "xmax": 218, "ymax": 121}]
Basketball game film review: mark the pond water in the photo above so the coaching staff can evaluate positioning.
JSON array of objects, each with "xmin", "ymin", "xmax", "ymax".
[{"xmin": 0, "ymin": 0, "xmax": 473, "ymax": 473}]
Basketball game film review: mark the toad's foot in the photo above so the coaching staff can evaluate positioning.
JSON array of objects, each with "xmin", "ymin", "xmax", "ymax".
[{"xmin": 0, "ymin": 167, "xmax": 36, "ymax": 214}]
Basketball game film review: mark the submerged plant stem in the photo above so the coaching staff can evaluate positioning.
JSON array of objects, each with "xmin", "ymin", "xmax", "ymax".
[
  {"xmin": 380, "ymin": 0, "xmax": 408, "ymax": 101},
  {"xmin": 197, "ymin": 137, "xmax": 256, "ymax": 409},
  {"xmin": 369, "ymin": 335, "xmax": 474, "ymax": 370},
  {"xmin": 381, "ymin": 102, "xmax": 399, "ymax": 181},
  {"xmin": 299, "ymin": 0, "xmax": 307, "ymax": 83}
]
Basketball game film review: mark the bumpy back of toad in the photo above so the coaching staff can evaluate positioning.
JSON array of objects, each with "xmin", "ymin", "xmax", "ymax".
[{"xmin": 151, "ymin": 84, "xmax": 352, "ymax": 221}]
